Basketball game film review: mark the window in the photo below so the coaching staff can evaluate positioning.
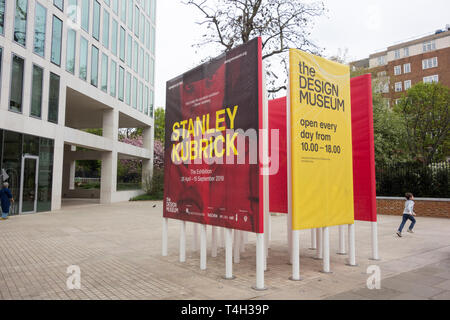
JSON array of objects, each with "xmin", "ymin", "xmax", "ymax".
[
  {"xmin": 118, "ymin": 66, "xmax": 124, "ymax": 101},
  {"xmin": 150, "ymin": 0, "xmax": 155, "ymax": 22},
  {"xmin": 404, "ymin": 47, "xmax": 409, "ymax": 57},
  {"xmin": 394, "ymin": 65, "xmax": 401, "ymax": 76},
  {"xmin": 112, "ymin": 0, "xmax": 118, "ymax": 14},
  {"xmin": 127, "ymin": 34, "xmax": 132, "ymax": 67},
  {"xmin": 111, "ymin": 19, "xmax": 118, "ymax": 56},
  {"xmin": 144, "ymin": 85, "xmax": 148, "ymax": 115},
  {"xmin": 423, "ymin": 75, "xmax": 439, "ymax": 84},
  {"xmin": 91, "ymin": 45, "xmax": 99, "ymax": 87},
  {"xmin": 132, "ymin": 76, "xmax": 137, "ymax": 109},
  {"xmin": 138, "ymin": 82, "xmax": 143, "ymax": 112},
  {"xmin": 119, "ymin": 27, "xmax": 126, "ymax": 61},
  {"xmin": 66, "ymin": 29, "xmax": 77, "ymax": 74},
  {"xmin": 33, "ymin": 3, "xmax": 47, "ymax": 57},
  {"xmin": 0, "ymin": 0, "xmax": 5, "ymax": 35},
  {"xmin": 395, "ymin": 99, "xmax": 401, "ymax": 105},
  {"xmin": 144, "ymin": 53, "xmax": 149, "ymax": 81},
  {"xmin": 102, "ymin": 9, "xmax": 109, "ymax": 48},
  {"xmin": 81, "ymin": 0, "xmax": 89, "ymax": 32},
  {"xmin": 395, "ymin": 82, "xmax": 402, "ymax": 92},
  {"xmin": 127, "ymin": 0, "xmax": 133, "ymax": 30},
  {"xmin": 14, "ymin": 0, "xmax": 28, "ymax": 46},
  {"xmin": 423, "ymin": 40, "xmax": 436, "ymax": 53},
  {"xmin": 120, "ymin": 0, "xmax": 126, "ymax": 23},
  {"xmin": 404, "ymin": 80, "xmax": 411, "ymax": 91},
  {"xmin": 139, "ymin": 47, "xmax": 144, "ymax": 78},
  {"xmin": 101, "ymin": 53, "xmax": 108, "ymax": 92},
  {"xmin": 9, "ymin": 54, "xmax": 25, "ymax": 113},
  {"xmin": 79, "ymin": 36, "xmax": 88, "ymax": 80},
  {"xmin": 422, "ymin": 57, "xmax": 438, "ymax": 70},
  {"xmin": 145, "ymin": 19, "xmax": 150, "ymax": 49},
  {"xmin": 394, "ymin": 49, "xmax": 400, "ymax": 59},
  {"xmin": 50, "ymin": 16, "xmax": 63, "ymax": 66},
  {"xmin": 110, "ymin": 60, "xmax": 117, "ymax": 97},
  {"xmin": 133, "ymin": 41, "xmax": 138, "ymax": 72},
  {"xmin": 134, "ymin": 6, "xmax": 139, "ymax": 37},
  {"xmin": 377, "ymin": 71, "xmax": 387, "ymax": 77},
  {"xmin": 150, "ymin": 57, "xmax": 154, "ymax": 85},
  {"xmin": 149, "ymin": 89, "xmax": 154, "ymax": 117},
  {"xmin": 30, "ymin": 65, "xmax": 44, "ymax": 118},
  {"xmin": 125, "ymin": 72, "xmax": 131, "ymax": 105},
  {"xmin": 403, "ymin": 63, "xmax": 411, "ymax": 74},
  {"xmin": 140, "ymin": 12, "xmax": 145, "ymax": 42},
  {"xmin": 151, "ymin": 25, "xmax": 155, "ymax": 54},
  {"xmin": 68, "ymin": 0, "xmax": 78, "ymax": 23},
  {"xmin": 48, "ymin": 72, "xmax": 60, "ymax": 123},
  {"xmin": 53, "ymin": 0, "xmax": 63, "ymax": 11},
  {"xmin": 92, "ymin": 0, "xmax": 100, "ymax": 40},
  {"xmin": 104, "ymin": 0, "xmax": 110, "ymax": 5}
]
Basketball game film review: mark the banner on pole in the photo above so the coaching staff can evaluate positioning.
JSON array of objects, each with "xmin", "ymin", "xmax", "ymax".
[
  {"xmin": 351, "ymin": 74, "xmax": 377, "ymax": 222},
  {"xmin": 289, "ymin": 49, "xmax": 354, "ymax": 230},
  {"xmin": 163, "ymin": 38, "xmax": 264, "ymax": 233},
  {"xmin": 269, "ymin": 97, "xmax": 288, "ymax": 214}
]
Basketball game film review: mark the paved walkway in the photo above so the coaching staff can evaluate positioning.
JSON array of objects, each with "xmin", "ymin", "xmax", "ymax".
[{"xmin": 0, "ymin": 201, "xmax": 449, "ymax": 300}]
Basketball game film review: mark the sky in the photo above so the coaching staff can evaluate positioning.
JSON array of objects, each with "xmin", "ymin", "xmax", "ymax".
[{"xmin": 154, "ymin": 0, "xmax": 450, "ymax": 108}]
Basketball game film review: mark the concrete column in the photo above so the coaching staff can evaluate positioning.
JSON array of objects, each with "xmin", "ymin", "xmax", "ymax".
[
  {"xmin": 101, "ymin": 109, "xmax": 119, "ymax": 204},
  {"xmin": 142, "ymin": 125, "xmax": 154, "ymax": 191},
  {"xmin": 69, "ymin": 160, "xmax": 76, "ymax": 190},
  {"xmin": 51, "ymin": 133, "xmax": 65, "ymax": 211}
]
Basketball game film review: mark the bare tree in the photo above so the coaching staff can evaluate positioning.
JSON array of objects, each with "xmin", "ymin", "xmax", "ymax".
[{"xmin": 184, "ymin": 0, "xmax": 326, "ymax": 96}]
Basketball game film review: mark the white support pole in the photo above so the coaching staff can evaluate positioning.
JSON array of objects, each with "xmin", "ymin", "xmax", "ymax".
[
  {"xmin": 310, "ymin": 228, "xmax": 317, "ymax": 250},
  {"xmin": 268, "ymin": 213, "xmax": 272, "ymax": 248},
  {"xmin": 290, "ymin": 230, "xmax": 301, "ymax": 281},
  {"xmin": 315, "ymin": 228, "xmax": 323, "ymax": 260},
  {"xmin": 253, "ymin": 233, "xmax": 266, "ymax": 290},
  {"xmin": 287, "ymin": 76, "xmax": 293, "ymax": 266},
  {"xmin": 162, "ymin": 218, "xmax": 168, "ymax": 257},
  {"xmin": 370, "ymin": 222, "xmax": 380, "ymax": 261},
  {"xmin": 180, "ymin": 221, "xmax": 186, "ymax": 263},
  {"xmin": 264, "ymin": 211, "xmax": 269, "ymax": 259},
  {"xmin": 233, "ymin": 230, "xmax": 240, "ymax": 264},
  {"xmin": 338, "ymin": 225, "xmax": 347, "ymax": 255},
  {"xmin": 322, "ymin": 227, "xmax": 331, "ymax": 273},
  {"xmin": 211, "ymin": 226, "xmax": 218, "ymax": 258},
  {"xmin": 347, "ymin": 224, "xmax": 357, "ymax": 266},
  {"xmin": 192, "ymin": 223, "xmax": 199, "ymax": 252},
  {"xmin": 200, "ymin": 224, "xmax": 207, "ymax": 270},
  {"xmin": 220, "ymin": 227, "xmax": 225, "ymax": 248},
  {"xmin": 224, "ymin": 228, "xmax": 234, "ymax": 279}
]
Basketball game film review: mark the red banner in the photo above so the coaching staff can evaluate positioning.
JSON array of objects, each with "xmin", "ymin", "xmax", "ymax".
[
  {"xmin": 269, "ymin": 97, "xmax": 288, "ymax": 214},
  {"xmin": 350, "ymin": 74, "xmax": 377, "ymax": 222},
  {"xmin": 163, "ymin": 38, "xmax": 264, "ymax": 233}
]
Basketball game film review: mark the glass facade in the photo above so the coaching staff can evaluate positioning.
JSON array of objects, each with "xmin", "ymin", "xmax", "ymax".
[
  {"xmin": 53, "ymin": 0, "xmax": 63, "ymax": 11},
  {"xmin": 111, "ymin": 19, "xmax": 118, "ymax": 56},
  {"xmin": 132, "ymin": 76, "xmax": 137, "ymax": 109},
  {"xmin": 110, "ymin": 60, "xmax": 117, "ymax": 97},
  {"xmin": 101, "ymin": 53, "xmax": 108, "ymax": 92},
  {"xmin": 91, "ymin": 45, "xmax": 99, "ymax": 87},
  {"xmin": 127, "ymin": 34, "xmax": 132, "ymax": 67},
  {"xmin": 79, "ymin": 36, "xmax": 88, "ymax": 80},
  {"xmin": 119, "ymin": 27, "xmax": 125, "ymax": 61},
  {"xmin": 9, "ymin": 54, "xmax": 25, "ymax": 113},
  {"xmin": 50, "ymin": 15, "xmax": 63, "ymax": 66},
  {"xmin": 30, "ymin": 65, "xmax": 44, "ymax": 118},
  {"xmin": 48, "ymin": 72, "xmax": 60, "ymax": 123},
  {"xmin": 81, "ymin": 0, "xmax": 89, "ymax": 32},
  {"xmin": 92, "ymin": 0, "xmax": 100, "ymax": 40},
  {"xmin": 0, "ymin": 129, "xmax": 54, "ymax": 215},
  {"xmin": 118, "ymin": 66, "xmax": 124, "ymax": 101},
  {"xmin": 33, "ymin": 3, "xmax": 47, "ymax": 57},
  {"xmin": 0, "ymin": 0, "xmax": 5, "ymax": 35},
  {"xmin": 127, "ymin": 0, "xmax": 133, "ymax": 30},
  {"xmin": 102, "ymin": 9, "xmax": 110, "ymax": 48},
  {"xmin": 14, "ymin": 0, "xmax": 28, "ymax": 46},
  {"xmin": 66, "ymin": 28, "xmax": 77, "ymax": 74},
  {"xmin": 125, "ymin": 71, "xmax": 131, "ymax": 105},
  {"xmin": 68, "ymin": 0, "xmax": 78, "ymax": 23}
]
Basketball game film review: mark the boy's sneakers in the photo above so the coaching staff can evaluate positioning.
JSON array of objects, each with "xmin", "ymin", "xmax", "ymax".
[
  {"xmin": 396, "ymin": 231, "xmax": 402, "ymax": 237},
  {"xmin": 407, "ymin": 229, "xmax": 414, "ymax": 234}
]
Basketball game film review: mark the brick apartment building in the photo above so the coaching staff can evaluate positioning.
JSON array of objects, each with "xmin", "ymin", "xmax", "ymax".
[{"xmin": 351, "ymin": 25, "xmax": 450, "ymax": 106}]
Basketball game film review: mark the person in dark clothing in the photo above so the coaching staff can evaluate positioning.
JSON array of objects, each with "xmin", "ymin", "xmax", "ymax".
[{"xmin": 0, "ymin": 182, "xmax": 14, "ymax": 220}]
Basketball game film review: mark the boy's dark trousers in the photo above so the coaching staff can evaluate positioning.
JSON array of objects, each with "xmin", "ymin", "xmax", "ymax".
[{"xmin": 398, "ymin": 214, "xmax": 416, "ymax": 232}]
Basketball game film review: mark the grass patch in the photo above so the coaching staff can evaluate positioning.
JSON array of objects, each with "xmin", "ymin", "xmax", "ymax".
[{"xmin": 130, "ymin": 193, "xmax": 163, "ymax": 201}]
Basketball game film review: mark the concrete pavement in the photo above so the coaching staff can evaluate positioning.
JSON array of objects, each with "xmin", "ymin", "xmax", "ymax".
[{"xmin": 0, "ymin": 200, "xmax": 449, "ymax": 300}]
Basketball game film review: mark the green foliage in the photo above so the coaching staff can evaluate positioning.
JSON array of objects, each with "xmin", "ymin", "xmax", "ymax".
[
  {"xmin": 394, "ymin": 82, "xmax": 450, "ymax": 164},
  {"xmin": 142, "ymin": 168, "xmax": 164, "ymax": 200},
  {"xmin": 372, "ymin": 93, "xmax": 410, "ymax": 165},
  {"xmin": 154, "ymin": 108, "xmax": 165, "ymax": 143}
]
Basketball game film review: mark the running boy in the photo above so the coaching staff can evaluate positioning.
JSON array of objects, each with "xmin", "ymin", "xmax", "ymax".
[{"xmin": 396, "ymin": 193, "xmax": 416, "ymax": 237}]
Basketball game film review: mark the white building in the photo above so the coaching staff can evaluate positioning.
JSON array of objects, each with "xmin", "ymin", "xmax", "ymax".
[{"xmin": 0, "ymin": 0, "xmax": 156, "ymax": 214}]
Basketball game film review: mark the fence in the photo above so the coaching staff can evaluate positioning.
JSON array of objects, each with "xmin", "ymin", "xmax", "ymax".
[
  {"xmin": 74, "ymin": 177, "xmax": 101, "ymax": 184},
  {"xmin": 375, "ymin": 162, "xmax": 449, "ymax": 198}
]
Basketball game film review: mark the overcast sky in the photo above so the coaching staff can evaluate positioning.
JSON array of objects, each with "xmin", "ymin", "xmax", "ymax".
[{"xmin": 154, "ymin": 0, "xmax": 450, "ymax": 107}]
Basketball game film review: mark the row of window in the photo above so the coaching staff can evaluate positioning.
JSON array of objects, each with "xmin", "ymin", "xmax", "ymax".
[
  {"xmin": 393, "ymin": 57, "xmax": 438, "ymax": 76},
  {"xmin": 394, "ymin": 75, "xmax": 439, "ymax": 93},
  {"xmin": 392, "ymin": 40, "xmax": 438, "ymax": 62},
  {"xmin": 394, "ymin": 63, "xmax": 411, "ymax": 76},
  {"xmin": 0, "ymin": 48, "xmax": 61, "ymax": 123}
]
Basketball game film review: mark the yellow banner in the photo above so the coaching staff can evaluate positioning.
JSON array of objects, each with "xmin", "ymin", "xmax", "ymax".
[{"xmin": 289, "ymin": 49, "xmax": 354, "ymax": 230}]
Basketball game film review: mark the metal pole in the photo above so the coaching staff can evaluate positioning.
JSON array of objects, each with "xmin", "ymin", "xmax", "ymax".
[
  {"xmin": 253, "ymin": 233, "xmax": 266, "ymax": 290},
  {"xmin": 290, "ymin": 230, "xmax": 301, "ymax": 281},
  {"xmin": 200, "ymin": 224, "xmax": 207, "ymax": 270},
  {"xmin": 240, "ymin": 231, "xmax": 246, "ymax": 253},
  {"xmin": 310, "ymin": 228, "xmax": 317, "ymax": 250},
  {"xmin": 180, "ymin": 221, "xmax": 186, "ymax": 263},
  {"xmin": 224, "ymin": 228, "xmax": 234, "ymax": 279},
  {"xmin": 220, "ymin": 227, "xmax": 225, "ymax": 248},
  {"xmin": 212, "ymin": 226, "xmax": 218, "ymax": 258},
  {"xmin": 287, "ymin": 214, "xmax": 293, "ymax": 264},
  {"xmin": 233, "ymin": 230, "xmax": 240, "ymax": 264},
  {"xmin": 192, "ymin": 223, "xmax": 199, "ymax": 252},
  {"xmin": 162, "ymin": 218, "xmax": 168, "ymax": 256},
  {"xmin": 322, "ymin": 227, "xmax": 331, "ymax": 273},
  {"xmin": 347, "ymin": 224, "xmax": 357, "ymax": 266},
  {"xmin": 315, "ymin": 228, "xmax": 323, "ymax": 260},
  {"xmin": 370, "ymin": 222, "xmax": 380, "ymax": 261},
  {"xmin": 338, "ymin": 225, "xmax": 346, "ymax": 255}
]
